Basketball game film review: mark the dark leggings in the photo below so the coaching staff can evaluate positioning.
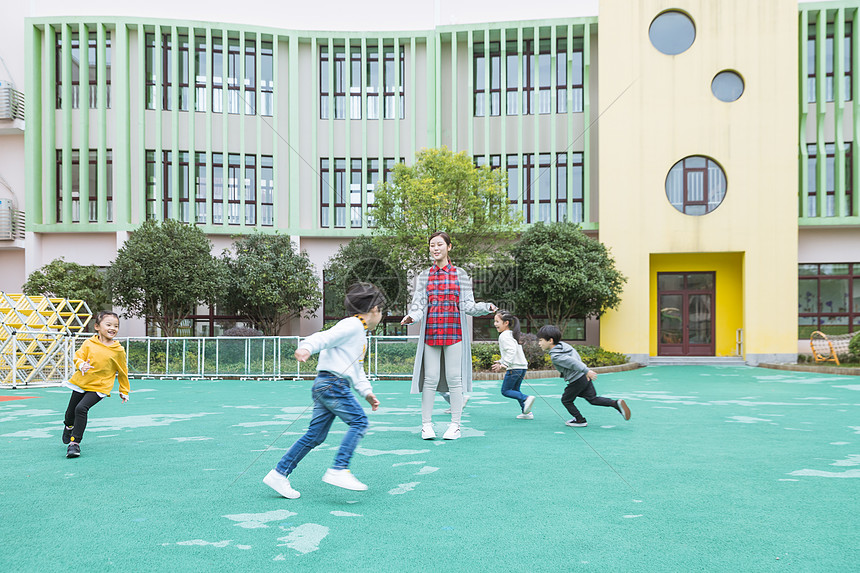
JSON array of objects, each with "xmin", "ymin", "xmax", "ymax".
[
  {"xmin": 561, "ymin": 373, "xmax": 617, "ymax": 421},
  {"xmin": 64, "ymin": 391, "xmax": 103, "ymax": 443}
]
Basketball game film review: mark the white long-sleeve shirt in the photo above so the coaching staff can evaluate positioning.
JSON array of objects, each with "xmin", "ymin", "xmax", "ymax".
[
  {"xmin": 297, "ymin": 316, "xmax": 373, "ymax": 397},
  {"xmin": 498, "ymin": 329, "xmax": 528, "ymax": 370}
]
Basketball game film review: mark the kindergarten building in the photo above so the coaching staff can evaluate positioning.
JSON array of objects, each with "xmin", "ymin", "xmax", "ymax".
[{"xmin": 1, "ymin": 0, "xmax": 858, "ymax": 364}]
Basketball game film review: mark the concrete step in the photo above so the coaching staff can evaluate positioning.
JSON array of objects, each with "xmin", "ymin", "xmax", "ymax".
[{"xmin": 648, "ymin": 356, "xmax": 747, "ymax": 366}]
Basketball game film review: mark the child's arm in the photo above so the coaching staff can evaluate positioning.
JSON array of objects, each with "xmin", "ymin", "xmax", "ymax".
[
  {"xmin": 459, "ymin": 272, "xmax": 496, "ymax": 316},
  {"xmin": 74, "ymin": 340, "xmax": 93, "ymax": 374},
  {"xmin": 551, "ymin": 352, "xmax": 590, "ymax": 377},
  {"xmin": 296, "ymin": 318, "xmax": 357, "ymax": 356},
  {"xmin": 117, "ymin": 348, "xmax": 130, "ymax": 402}
]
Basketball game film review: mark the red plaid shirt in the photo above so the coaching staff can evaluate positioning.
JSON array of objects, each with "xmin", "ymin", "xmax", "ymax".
[{"xmin": 425, "ymin": 263, "xmax": 462, "ymax": 346}]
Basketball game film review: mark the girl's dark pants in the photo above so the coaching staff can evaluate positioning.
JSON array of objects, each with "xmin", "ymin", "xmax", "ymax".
[
  {"xmin": 561, "ymin": 373, "xmax": 616, "ymax": 421},
  {"xmin": 64, "ymin": 391, "xmax": 103, "ymax": 442}
]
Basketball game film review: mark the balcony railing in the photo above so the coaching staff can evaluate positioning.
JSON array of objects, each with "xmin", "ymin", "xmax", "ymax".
[
  {"xmin": 0, "ymin": 85, "xmax": 25, "ymax": 122},
  {"xmin": 0, "ymin": 205, "xmax": 25, "ymax": 240}
]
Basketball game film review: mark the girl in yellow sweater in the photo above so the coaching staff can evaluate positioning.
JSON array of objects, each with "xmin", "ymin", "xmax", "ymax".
[{"xmin": 62, "ymin": 311, "xmax": 130, "ymax": 458}]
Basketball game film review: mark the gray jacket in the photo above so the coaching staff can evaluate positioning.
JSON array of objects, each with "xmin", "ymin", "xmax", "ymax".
[
  {"xmin": 549, "ymin": 341, "xmax": 591, "ymax": 383},
  {"xmin": 407, "ymin": 266, "xmax": 494, "ymax": 394}
]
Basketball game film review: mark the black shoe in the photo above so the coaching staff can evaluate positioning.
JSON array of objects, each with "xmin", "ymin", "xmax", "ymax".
[
  {"xmin": 62, "ymin": 426, "xmax": 73, "ymax": 444},
  {"xmin": 565, "ymin": 418, "xmax": 587, "ymax": 427},
  {"xmin": 66, "ymin": 442, "xmax": 80, "ymax": 458}
]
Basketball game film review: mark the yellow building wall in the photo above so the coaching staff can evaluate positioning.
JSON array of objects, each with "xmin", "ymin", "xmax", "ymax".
[
  {"xmin": 650, "ymin": 253, "xmax": 744, "ymax": 357},
  {"xmin": 598, "ymin": 0, "xmax": 798, "ymax": 362}
]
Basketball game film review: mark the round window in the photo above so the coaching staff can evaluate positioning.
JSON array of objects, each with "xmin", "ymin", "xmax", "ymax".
[
  {"xmin": 711, "ymin": 70, "xmax": 745, "ymax": 102},
  {"xmin": 665, "ymin": 156, "xmax": 727, "ymax": 216},
  {"xmin": 649, "ymin": 10, "xmax": 696, "ymax": 55}
]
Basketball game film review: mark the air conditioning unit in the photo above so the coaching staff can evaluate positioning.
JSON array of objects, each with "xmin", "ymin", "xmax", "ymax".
[
  {"xmin": 0, "ymin": 83, "xmax": 25, "ymax": 122},
  {"xmin": 0, "ymin": 197, "xmax": 24, "ymax": 240}
]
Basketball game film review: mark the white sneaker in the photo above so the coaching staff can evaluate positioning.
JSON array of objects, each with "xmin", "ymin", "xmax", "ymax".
[
  {"xmin": 442, "ymin": 423, "xmax": 461, "ymax": 440},
  {"xmin": 516, "ymin": 412, "xmax": 534, "ymax": 419},
  {"xmin": 443, "ymin": 408, "xmax": 452, "ymax": 414},
  {"xmin": 421, "ymin": 423, "xmax": 436, "ymax": 440},
  {"xmin": 522, "ymin": 395, "xmax": 536, "ymax": 414},
  {"xmin": 322, "ymin": 468, "xmax": 368, "ymax": 491},
  {"xmin": 263, "ymin": 469, "xmax": 300, "ymax": 499}
]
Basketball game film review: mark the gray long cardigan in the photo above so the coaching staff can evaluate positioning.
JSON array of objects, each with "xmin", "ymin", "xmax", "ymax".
[{"xmin": 407, "ymin": 266, "xmax": 494, "ymax": 394}]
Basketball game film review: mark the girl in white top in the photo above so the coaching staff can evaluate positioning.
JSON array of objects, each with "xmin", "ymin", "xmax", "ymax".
[{"xmin": 491, "ymin": 310, "xmax": 536, "ymax": 419}]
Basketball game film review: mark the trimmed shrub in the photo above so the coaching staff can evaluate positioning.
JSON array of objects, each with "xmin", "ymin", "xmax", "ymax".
[
  {"xmin": 849, "ymin": 332, "xmax": 860, "ymax": 361},
  {"xmin": 223, "ymin": 326, "xmax": 263, "ymax": 337}
]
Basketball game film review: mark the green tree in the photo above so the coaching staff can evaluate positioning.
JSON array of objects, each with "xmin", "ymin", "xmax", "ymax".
[
  {"xmin": 323, "ymin": 235, "xmax": 409, "ymax": 321},
  {"xmin": 509, "ymin": 222, "xmax": 627, "ymax": 335},
  {"xmin": 106, "ymin": 219, "xmax": 225, "ymax": 336},
  {"xmin": 370, "ymin": 146, "xmax": 520, "ymax": 271},
  {"xmin": 22, "ymin": 258, "xmax": 111, "ymax": 312},
  {"xmin": 219, "ymin": 232, "xmax": 321, "ymax": 335}
]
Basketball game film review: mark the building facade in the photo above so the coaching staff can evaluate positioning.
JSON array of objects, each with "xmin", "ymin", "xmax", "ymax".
[{"xmin": 1, "ymin": 0, "xmax": 858, "ymax": 363}]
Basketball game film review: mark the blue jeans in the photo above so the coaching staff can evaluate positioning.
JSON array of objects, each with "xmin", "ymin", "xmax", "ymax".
[
  {"xmin": 275, "ymin": 371, "xmax": 369, "ymax": 476},
  {"xmin": 500, "ymin": 369, "xmax": 529, "ymax": 411}
]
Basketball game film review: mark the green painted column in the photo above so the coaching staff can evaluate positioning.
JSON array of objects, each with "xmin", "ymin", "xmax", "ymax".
[
  {"xmin": 25, "ymin": 22, "xmax": 43, "ymax": 227},
  {"xmin": 97, "ymin": 24, "xmax": 107, "ymax": 224},
  {"xmin": 115, "ymin": 23, "xmax": 130, "ymax": 227},
  {"xmin": 79, "ymin": 23, "xmax": 90, "ymax": 225}
]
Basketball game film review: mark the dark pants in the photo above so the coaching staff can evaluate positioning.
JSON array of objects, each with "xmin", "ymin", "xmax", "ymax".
[
  {"xmin": 64, "ymin": 391, "xmax": 103, "ymax": 443},
  {"xmin": 561, "ymin": 373, "xmax": 617, "ymax": 421}
]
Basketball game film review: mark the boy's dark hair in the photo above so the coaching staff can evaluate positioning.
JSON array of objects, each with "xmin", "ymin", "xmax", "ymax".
[
  {"xmin": 94, "ymin": 311, "xmax": 120, "ymax": 325},
  {"xmin": 537, "ymin": 325, "xmax": 562, "ymax": 345},
  {"xmin": 345, "ymin": 282, "xmax": 385, "ymax": 315}
]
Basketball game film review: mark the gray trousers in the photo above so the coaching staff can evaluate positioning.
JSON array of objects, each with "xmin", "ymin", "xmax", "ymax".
[{"xmin": 421, "ymin": 342, "xmax": 463, "ymax": 424}]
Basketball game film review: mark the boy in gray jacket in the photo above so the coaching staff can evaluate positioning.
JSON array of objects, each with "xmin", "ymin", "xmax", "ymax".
[{"xmin": 537, "ymin": 325, "xmax": 631, "ymax": 427}]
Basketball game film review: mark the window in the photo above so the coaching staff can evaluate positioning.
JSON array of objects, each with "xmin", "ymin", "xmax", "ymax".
[
  {"xmin": 55, "ymin": 150, "xmax": 80, "ymax": 222},
  {"xmin": 557, "ymin": 37, "xmax": 583, "ymax": 113},
  {"xmin": 649, "ymin": 10, "xmax": 696, "ymax": 55},
  {"xmin": 87, "ymin": 150, "xmax": 98, "ymax": 222},
  {"xmin": 522, "ymin": 40, "xmax": 535, "ymax": 115},
  {"xmin": 383, "ymin": 45, "xmax": 405, "ymax": 119},
  {"xmin": 474, "ymin": 41, "xmax": 500, "ymax": 117},
  {"xmin": 319, "ymin": 158, "xmax": 346, "ymax": 227},
  {"xmin": 244, "ymin": 39, "xmax": 257, "ymax": 115},
  {"xmin": 177, "ymin": 151, "xmax": 190, "ymax": 222},
  {"xmin": 320, "ymin": 45, "xmax": 347, "ymax": 119},
  {"xmin": 244, "ymin": 155, "xmax": 256, "ymax": 225},
  {"xmin": 665, "ymin": 156, "xmax": 727, "ymax": 216},
  {"xmin": 571, "ymin": 152, "xmax": 584, "ymax": 223},
  {"xmin": 227, "ymin": 153, "xmax": 241, "ymax": 224},
  {"xmin": 86, "ymin": 31, "xmax": 111, "ymax": 108},
  {"xmin": 178, "ymin": 34, "xmax": 190, "ymax": 111},
  {"xmin": 227, "ymin": 37, "xmax": 241, "ymax": 114},
  {"xmin": 350, "ymin": 47, "xmax": 361, "ymax": 119},
  {"xmin": 808, "ymin": 21, "xmax": 853, "ymax": 103},
  {"xmin": 506, "ymin": 40, "xmax": 519, "ymax": 115},
  {"xmin": 212, "ymin": 152, "xmax": 224, "ymax": 223},
  {"xmin": 320, "ymin": 46, "xmax": 331, "ymax": 119},
  {"xmin": 146, "ymin": 150, "xmax": 157, "ymax": 220},
  {"xmin": 212, "ymin": 33, "xmax": 224, "ymax": 113},
  {"xmin": 806, "ymin": 143, "xmax": 853, "ymax": 217},
  {"xmin": 55, "ymin": 149, "xmax": 114, "ymax": 223},
  {"xmin": 54, "ymin": 31, "xmax": 110, "ymax": 109},
  {"xmin": 260, "ymin": 155, "xmax": 274, "ymax": 226},
  {"xmin": 57, "ymin": 32, "xmax": 81, "ymax": 109},
  {"xmin": 367, "ymin": 47, "xmax": 380, "ymax": 119},
  {"xmin": 350, "ymin": 159, "xmax": 362, "ymax": 227},
  {"xmin": 145, "ymin": 33, "xmax": 156, "ymax": 109},
  {"xmin": 161, "ymin": 34, "xmax": 172, "ymax": 111},
  {"xmin": 506, "ymin": 154, "xmax": 520, "ymax": 215},
  {"xmin": 798, "ymin": 263, "xmax": 860, "ymax": 337},
  {"xmin": 194, "ymin": 152, "xmax": 207, "ymax": 224},
  {"xmin": 162, "ymin": 151, "xmax": 173, "ymax": 218},
  {"xmin": 194, "ymin": 34, "xmax": 207, "ymax": 112},
  {"xmin": 537, "ymin": 39, "xmax": 552, "ymax": 114},
  {"xmin": 261, "ymin": 41, "xmax": 273, "ymax": 116},
  {"xmin": 556, "ymin": 152, "xmax": 567, "ymax": 222}
]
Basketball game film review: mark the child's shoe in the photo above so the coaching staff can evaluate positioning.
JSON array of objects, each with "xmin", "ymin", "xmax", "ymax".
[
  {"xmin": 421, "ymin": 423, "xmax": 436, "ymax": 440},
  {"xmin": 62, "ymin": 425, "xmax": 73, "ymax": 444},
  {"xmin": 322, "ymin": 468, "xmax": 368, "ymax": 491},
  {"xmin": 565, "ymin": 418, "xmax": 587, "ymax": 427},
  {"xmin": 442, "ymin": 423, "xmax": 461, "ymax": 440},
  {"xmin": 516, "ymin": 412, "xmax": 534, "ymax": 419},
  {"xmin": 616, "ymin": 399, "xmax": 631, "ymax": 420},
  {"xmin": 522, "ymin": 395, "xmax": 536, "ymax": 414},
  {"xmin": 66, "ymin": 442, "xmax": 81, "ymax": 457},
  {"xmin": 263, "ymin": 469, "xmax": 300, "ymax": 499}
]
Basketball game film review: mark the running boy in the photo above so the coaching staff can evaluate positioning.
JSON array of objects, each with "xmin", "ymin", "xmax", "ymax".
[
  {"xmin": 61, "ymin": 311, "xmax": 130, "ymax": 458},
  {"xmin": 263, "ymin": 283, "xmax": 383, "ymax": 498},
  {"xmin": 537, "ymin": 325, "xmax": 630, "ymax": 427}
]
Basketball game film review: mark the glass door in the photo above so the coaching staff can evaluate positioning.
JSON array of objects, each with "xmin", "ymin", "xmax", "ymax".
[{"xmin": 657, "ymin": 272, "xmax": 715, "ymax": 356}]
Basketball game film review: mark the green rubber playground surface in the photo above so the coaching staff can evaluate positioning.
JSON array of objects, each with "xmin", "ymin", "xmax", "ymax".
[{"xmin": 1, "ymin": 366, "xmax": 858, "ymax": 572}]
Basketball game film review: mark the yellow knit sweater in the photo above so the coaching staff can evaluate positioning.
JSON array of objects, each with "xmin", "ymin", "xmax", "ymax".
[{"xmin": 68, "ymin": 336, "xmax": 130, "ymax": 396}]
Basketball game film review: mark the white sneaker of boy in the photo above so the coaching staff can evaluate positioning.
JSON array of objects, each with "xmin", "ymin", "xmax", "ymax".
[
  {"xmin": 522, "ymin": 395, "xmax": 536, "ymax": 414},
  {"xmin": 322, "ymin": 468, "xmax": 368, "ymax": 491},
  {"xmin": 263, "ymin": 469, "xmax": 301, "ymax": 499},
  {"xmin": 617, "ymin": 399, "xmax": 632, "ymax": 421},
  {"xmin": 442, "ymin": 423, "xmax": 461, "ymax": 440},
  {"xmin": 516, "ymin": 412, "xmax": 534, "ymax": 419},
  {"xmin": 421, "ymin": 423, "xmax": 436, "ymax": 440}
]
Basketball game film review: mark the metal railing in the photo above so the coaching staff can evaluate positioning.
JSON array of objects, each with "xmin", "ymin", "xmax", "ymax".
[
  {"xmin": 0, "ymin": 205, "xmax": 25, "ymax": 240},
  {"xmin": 119, "ymin": 335, "xmax": 421, "ymax": 380},
  {"xmin": 0, "ymin": 85, "xmax": 25, "ymax": 121}
]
